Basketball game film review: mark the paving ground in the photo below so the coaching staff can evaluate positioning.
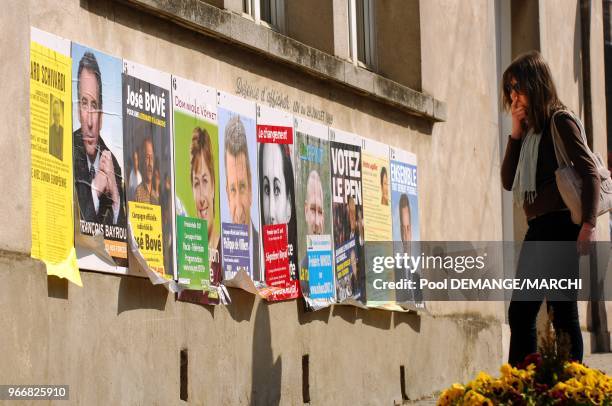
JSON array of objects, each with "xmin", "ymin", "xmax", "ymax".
[
  {"xmin": 583, "ymin": 352, "xmax": 612, "ymax": 374},
  {"xmin": 401, "ymin": 352, "xmax": 612, "ymax": 405}
]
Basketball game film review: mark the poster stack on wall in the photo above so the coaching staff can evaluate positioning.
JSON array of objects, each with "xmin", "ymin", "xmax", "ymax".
[
  {"xmin": 29, "ymin": 27, "xmax": 427, "ymax": 312},
  {"xmin": 329, "ymin": 128, "xmax": 364, "ymax": 305},
  {"xmin": 172, "ymin": 76, "xmax": 223, "ymax": 304},
  {"xmin": 294, "ymin": 117, "xmax": 335, "ymax": 310},
  {"xmin": 257, "ymin": 105, "xmax": 300, "ymax": 301},
  {"xmin": 123, "ymin": 60, "xmax": 175, "ymax": 286}
]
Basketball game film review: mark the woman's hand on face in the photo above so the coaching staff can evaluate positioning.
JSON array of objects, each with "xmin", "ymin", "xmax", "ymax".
[
  {"xmin": 510, "ymin": 98, "xmax": 527, "ymax": 140},
  {"xmin": 577, "ymin": 223, "xmax": 596, "ymax": 256}
]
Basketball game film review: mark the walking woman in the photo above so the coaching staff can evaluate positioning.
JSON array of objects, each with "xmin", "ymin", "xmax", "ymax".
[{"xmin": 500, "ymin": 51, "xmax": 599, "ymax": 366}]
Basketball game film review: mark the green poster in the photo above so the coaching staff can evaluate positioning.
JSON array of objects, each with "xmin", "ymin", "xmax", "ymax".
[
  {"xmin": 172, "ymin": 76, "xmax": 221, "ymax": 303},
  {"xmin": 177, "ymin": 215, "xmax": 209, "ymax": 290}
]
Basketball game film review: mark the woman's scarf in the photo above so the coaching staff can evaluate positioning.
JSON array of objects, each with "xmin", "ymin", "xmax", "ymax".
[{"xmin": 512, "ymin": 128, "xmax": 541, "ymax": 206}]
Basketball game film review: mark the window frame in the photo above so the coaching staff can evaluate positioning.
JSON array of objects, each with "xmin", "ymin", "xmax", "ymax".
[
  {"xmin": 348, "ymin": 0, "xmax": 376, "ymax": 70},
  {"xmin": 243, "ymin": 0, "xmax": 286, "ymax": 33}
]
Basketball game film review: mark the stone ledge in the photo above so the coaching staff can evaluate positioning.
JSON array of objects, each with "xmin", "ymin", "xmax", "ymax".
[{"xmin": 118, "ymin": 0, "xmax": 446, "ymax": 123}]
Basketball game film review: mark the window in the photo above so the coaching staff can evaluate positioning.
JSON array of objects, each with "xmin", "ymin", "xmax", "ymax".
[
  {"xmin": 348, "ymin": 0, "xmax": 376, "ymax": 69},
  {"xmin": 371, "ymin": 0, "xmax": 421, "ymax": 90},
  {"xmin": 284, "ymin": 0, "xmax": 335, "ymax": 54},
  {"xmin": 243, "ymin": 0, "xmax": 286, "ymax": 33},
  {"xmin": 243, "ymin": 0, "xmax": 252, "ymax": 16}
]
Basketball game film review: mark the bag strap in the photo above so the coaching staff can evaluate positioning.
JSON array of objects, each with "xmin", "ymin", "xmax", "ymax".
[
  {"xmin": 549, "ymin": 110, "xmax": 573, "ymax": 167},
  {"xmin": 551, "ymin": 110, "xmax": 610, "ymax": 180},
  {"xmin": 550, "ymin": 109, "xmax": 597, "ymax": 168}
]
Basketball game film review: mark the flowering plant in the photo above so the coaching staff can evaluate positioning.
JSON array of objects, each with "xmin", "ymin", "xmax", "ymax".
[
  {"xmin": 438, "ymin": 318, "xmax": 612, "ymax": 405},
  {"xmin": 438, "ymin": 360, "xmax": 612, "ymax": 405}
]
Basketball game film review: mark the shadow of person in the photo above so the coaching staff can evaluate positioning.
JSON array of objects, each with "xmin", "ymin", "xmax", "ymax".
[{"xmin": 250, "ymin": 299, "xmax": 282, "ymax": 406}]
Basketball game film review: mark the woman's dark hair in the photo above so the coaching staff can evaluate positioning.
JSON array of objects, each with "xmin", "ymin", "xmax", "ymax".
[
  {"xmin": 258, "ymin": 143, "xmax": 298, "ymax": 259},
  {"xmin": 502, "ymin": 50, "xmax": 566, "ymax": 133}
]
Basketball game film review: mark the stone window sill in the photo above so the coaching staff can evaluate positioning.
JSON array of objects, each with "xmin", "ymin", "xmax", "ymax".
[{"xmin": 118, "ymin": 0, "xmax": 447, "ymax": 122}]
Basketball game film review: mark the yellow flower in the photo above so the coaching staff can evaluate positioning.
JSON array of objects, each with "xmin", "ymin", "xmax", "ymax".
[
  {"xmin": 585, "ymin": 388, "xmax": 604, "ymax": 405},
  {"xmin": 564, "ymin": 377, "xmax": 582, "ymax": 389},
  {"xmin": 437, "ymin": 383, "xmax": 465, "ymax": 406},
  {"xmin": 463, "ymin": 389, "xmax": 492, "ymax": 406},
  {"xmin": 468, "ymin": 371, "xmax": 493, "ymax": 392},
  {"xmin": 517, "ymin": 368, "xmax": 534, "ymax": 381},
  {"xmin": 581, "ymin": 372, "xmax": 597, "ymax": 389},
  {"xmin": 572, "ymin": 391, "xmax": 588, "ymax": 403},
  {"xmin": 551, "ymin": 382, "xmax": 567, "ymax": 392},
  {"xmin": 500, "ymin": 363, "xmax": 512, "ymax": 378},
  {"xmin": 565, "ymin": 362, "xmax": 588, "ymax": 377},
  {"xmin": 506, "ymin": 377, "xmax": 524, "ymax": 393},
  {"xmin": 490, "ymin": 378, "xmax": 506, "ymax": 392}
]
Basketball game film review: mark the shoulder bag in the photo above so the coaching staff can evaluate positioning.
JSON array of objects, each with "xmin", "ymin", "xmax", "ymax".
[{"xmin": 550, "ymin": 110, "xmax": 612, "ymax": 225}]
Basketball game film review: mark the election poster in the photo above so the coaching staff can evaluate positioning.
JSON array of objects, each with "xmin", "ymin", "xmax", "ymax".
[
  {"xmin": 256, "ymin": 104, "xmax": 300, "ymax": 301},
  {"xmin": 30, "ymin": 28, "xmax": 81, "ymax": 286},
  {"xmin": 71, "ymin": 43, "xmax": 128, "ymax": 274},
  {"xmin": 123, "ymin": 60, "xmax": 175, "ymax": 284},
  {"xmin": 329, "ymin": 128, "xmax": 364, "ymax": 305},
  {"xmin": 218, "ymin": 91, "xmax": 261, "ymax": 293},
  {"xmin": 390, "ymin": 148, "xmax": 419, "ymax": 243},
  {"xmin": 172, "ymin": 75, "xmax": 223, "ymax": 304},
  {"xmin": 361, "ymin": 138, "xmax": 395, "ymax": 309},
  {"xmin": 294, "ymin": 117, "xmax": 335, "ymax": 310},
  {"xmin": 390, "ymin": 147, "xmax": 423, "ymax": 311}
]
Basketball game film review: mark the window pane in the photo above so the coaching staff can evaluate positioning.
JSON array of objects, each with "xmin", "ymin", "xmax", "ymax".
[
  {"xmin": 356, "ymin": 0, "xmax": 366, "ymax": 63},
  {"xmin": 261, "ymin": 0, "xmax": 272, "ymax": 24}
]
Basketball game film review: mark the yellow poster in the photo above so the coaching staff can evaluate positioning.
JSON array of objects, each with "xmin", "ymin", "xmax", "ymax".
[
  {"xmin": 362, "ymin": 150, "xmax": 392, "ymax": 242},
  {"xmin": 362, "ymin": 139, "xmax": 395, "ymax": 308},
  {"xmin": 128, "ymin": 201, "xmax": 166, "ymax": 277},
  {"xmin": 30, "ymin": 37, "xmax": 81, "ymax": 286}
]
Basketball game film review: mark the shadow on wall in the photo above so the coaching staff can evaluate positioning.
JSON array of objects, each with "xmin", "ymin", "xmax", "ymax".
[
  {"xmin": 296, "ymin": 299, "xmax": 332, "ymax": 325},
  {"xmin": 47, "ymin": 275, "xmax": 69, "ymax": 299},
  {"xmin": 174, "ymin": 290, "xmax": 216, "ymax": 318},
  {"xmin": 117, "ymin": 275, "xmax": 168, "ymax": 314},
  {"xmin": 357, "ymin": 307, "xmax": 392, "ymax": 330},
  {"xmin": 393, "ymin": 310, "xmax": 421, "ymax": 332},
  {"xmin": 227, "ymin": 287, "xmax": 256, "ymax": 322},
  {"xmin": 251, "ymin": 300, "xmax": 282, "ymax": 406},
  {"xmin": 331, "ymin": 303, "xmax": 358, "ymax": 324}
]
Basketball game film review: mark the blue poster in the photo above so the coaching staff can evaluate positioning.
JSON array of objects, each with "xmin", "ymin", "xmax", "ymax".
[
  {"xmin": 306, "ymin": 234, "xmax": 334, "ymax": 300},
  {"xmin": 390, "ymin": 148, "xmax": 423, "ymax": 310},
  {"xmin": 390, "ymin": 159, "xmax": 419, "ymax": 243},
  {"xmin": 221, "ymin": 222, "xmax": 250, "ymax": 279}
]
